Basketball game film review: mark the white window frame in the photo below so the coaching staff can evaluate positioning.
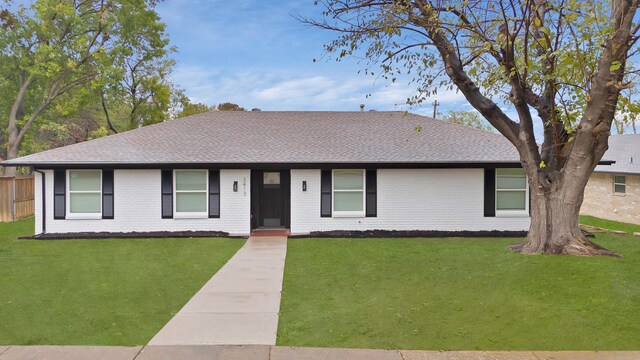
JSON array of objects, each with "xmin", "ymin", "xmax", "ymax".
[
  {"xmin": 173, "ymin": 169, "xmax": 209, "ymax": 219},
  {"xmin": 332, "ymin": 169, "xmax": 366, "ymax": 218},
  {"xmin": 613, "ymin": 175, "xmax": 626, "ymax": 195},
  {"xmin": 66, "ymin": 169, "xmax": 102, "ymax": 220},
  {"xmin": 495, "ymin": 168, "xmax": 529, "ymax": 217}
]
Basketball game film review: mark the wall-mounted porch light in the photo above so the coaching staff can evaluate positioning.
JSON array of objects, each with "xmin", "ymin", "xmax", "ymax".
[
  {"xmin": 302, "ymin": 181, "xmax": 307, "ymax": 192},
  {"xmin": 233, "ymin": 181, "xmax": 238, "ymax": 192}
]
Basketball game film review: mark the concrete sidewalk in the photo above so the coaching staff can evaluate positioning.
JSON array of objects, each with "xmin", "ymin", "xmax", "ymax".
[
  {"xmin": 1, "ymin": 345, "xmax": 639, "ymax": 360},
  {"xmin": 148, "ymin": 236, "xmax": 287, "ymax": 346}
]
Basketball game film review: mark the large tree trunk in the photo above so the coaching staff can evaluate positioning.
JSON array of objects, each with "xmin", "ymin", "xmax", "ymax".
[
  {"xmin": 509, "ymin": 172, "xmax": 620, "ymax": 257},
  {"xmin": 4, "ymin": 73, "xmax": 30, "ymax": 177},
  {"xmin": 4, "ymin": 124, "xmax": 19, "ymax": 177}
]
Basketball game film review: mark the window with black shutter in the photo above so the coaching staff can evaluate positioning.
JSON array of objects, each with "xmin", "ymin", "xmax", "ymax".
[
  {"xmin": 365, "ymin": 170, "xmax": 377, "ymax": 217},
  {"xmin": 484, "ymin": 168, "xmax": 496, "ymax": 217},
  {"xmin": 320, "ymin": 170, "xmax": 332, "ymax": 217},
  {"xmin": 161, "ymin": 170, "xmax": 173, "ymax": 219},
  {"xmin": 209, "ymin": 170, "xmax": 220, "ymax": 218},
  {"xmin": 102, "ymin": 170, "xmax": 114, "ymax": 219},
  {"xmin": 53, "ymin": 169, "xmax": 66, "ymax": 219}
]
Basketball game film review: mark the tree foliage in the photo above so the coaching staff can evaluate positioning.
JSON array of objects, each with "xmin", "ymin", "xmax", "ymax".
[
  {"xmin": 306, "ymin": 0, "xmax": 640, "ymax": 256},
  {"xmin": 217, "ymin": 102, "xmax": 245, "ymax": 111},
  {"xmin": 176, "ymin": 98, "xmax": 246, "ymax": 118},
  {"xmin": 443, "ymin": 110, "xmax": 493, "ymax": 131},
  {"xmin": 614, "ymin": 83, "xmax": 640, "ymax": 134},
  {"xmin": 177, "ymin": 97, "xmax": 216, "ymax": 118},
  {"xmin": 0, "ymin": 0, "xmax": 173, "ymax": 173},
  {"xmin": 98, "ymin": 7, "xmax": 178, "ymax": 132}
]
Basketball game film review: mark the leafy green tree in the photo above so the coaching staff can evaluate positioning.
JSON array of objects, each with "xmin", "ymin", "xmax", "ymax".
[
  {"xmin": 308, "ymin": 0, "xmax": 640, "ymax": 256},
  {"xmin": 217, "ymin": 102, "xmax": 245, "ymax": 111},
  {"xmin": 175, "ymin": 99, "xmax": 246, "ymax": 118},
  {"xmin": 0, "ymin": 0, "xmax": 169, "ymax": 175},
  {"xmin": 614, "ymin": 80, "xmax": 640, "ymax": 134},
  {"xmin": 0, "ymin": 3, "xmax": 14, "ymax": 29},
  {"xmin": 444, "ymin": 110, "xmax": 493, "ymax": 132},
  {"xmin": 99, "ymin": 24, "xmax": 178, "ymax": 132},
  {"xmin": 177, "ymin": 97, "xmax": 216, "ymax": 118}
]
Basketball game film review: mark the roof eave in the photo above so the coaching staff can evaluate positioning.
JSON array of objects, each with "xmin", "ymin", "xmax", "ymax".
[
  {"xmin": 2, "ymin": 160, "xmax": 524, "ymax": 170},
  {"xmin": 593, "ymin": 169, "xmax": 640, "ymax": 175}
]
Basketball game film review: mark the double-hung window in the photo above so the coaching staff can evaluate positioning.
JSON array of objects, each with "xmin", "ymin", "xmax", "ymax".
[
  {"xmin": 333, "ymin": 169, "xmax": 365, "ymax": 217},
  {"xmin": 496, "ymin": 168, "xmax": 528, "ymax": 216},
  {"xmin": 174, "ymin": 170, "xmax": 208, "ymax": 218},
  {"xmin": 614, "ymin": 175, "xmax": 626, "ymax": 194},
  {"xmin": 67, "ymin": 170, "xmax": 102, "ymax": 219}
]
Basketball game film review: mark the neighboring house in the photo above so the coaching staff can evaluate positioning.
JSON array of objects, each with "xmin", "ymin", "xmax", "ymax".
[
  {"xmin": 581, "ymin": 134, "xmax": 640, "ymax": 225},
  {"xmin": 1, "ymin": 111, "xmax": 531, "ymax": 236}
]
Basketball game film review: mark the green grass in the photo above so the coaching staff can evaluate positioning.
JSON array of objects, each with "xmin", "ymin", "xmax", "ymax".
[
  {"xmin": 0, "ymin": 218, "xmax": 243, "ymax": 345},
  {"xmin": 278, "ymin": 232, "xmax": 640, "ymax": 350},
  {"xmin": 580, "ymin": 215, "xmax": 640, "ymax": 235}
]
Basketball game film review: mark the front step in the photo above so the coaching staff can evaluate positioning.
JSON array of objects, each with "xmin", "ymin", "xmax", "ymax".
[{"xmin": 250, "ymin": 229, "xmax": 290, "ymax": 237}]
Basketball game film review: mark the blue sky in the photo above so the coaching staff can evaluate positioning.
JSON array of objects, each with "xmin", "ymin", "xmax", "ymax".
[
  {"xmin": 156, "ymin": 0, "xmax": 469, "ymax": 116},
  {"xmin": 8, "ymin": 0, "xmax": 637, "ymax": 133},
  {"xmin": 17, "ymin": 0, "xmax": 637, "ymax": 134}
]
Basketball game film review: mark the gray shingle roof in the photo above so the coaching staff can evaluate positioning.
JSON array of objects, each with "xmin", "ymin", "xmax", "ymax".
[
  {"xmin": 595, "ymin": 134, "xmax": 640, "ymax": 174},
  {"xmin": 2, "ymin": 111, "xmax": 521, "ymax": 167}
]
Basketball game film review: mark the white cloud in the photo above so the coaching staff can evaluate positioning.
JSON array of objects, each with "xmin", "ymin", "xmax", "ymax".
[
  {"xmin": 253, "ymin": 76, "xmax": 337, "ymax": 101},
  {"xmin": 173, "ymin": 62, "xmax": 557, "ymax": 142},
  {"xmin": 364, "ymin": 82, "xmax": 414, "ymax": 107},
  {"xmin": 171, "ymin": 62, "xmax": 477, "ymax": 114},
  {"xmin": 251, "ymin": 75, "xmax": 377, "ymax": 109},
  {"xmin": 424, "ymin": 87, "xmax": 468, "ymax": 104}
]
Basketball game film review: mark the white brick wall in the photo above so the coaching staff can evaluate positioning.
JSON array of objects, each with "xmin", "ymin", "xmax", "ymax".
[
  {"xmin": 37, "ymin": 169, "xmax": 251, "ymax": 235},
  {"xmin": 290, "ymin": 169, "xmax": 530, "ymax": 233},
  {"xmin": 33, "ymin": 168, "xmax": 530, "ymax": 236}
]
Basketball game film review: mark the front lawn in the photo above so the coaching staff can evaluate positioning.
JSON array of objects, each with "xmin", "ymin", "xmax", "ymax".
[
  {"xmin": 278, "ymin": 231, "xmax": 640, "ymax": 350},
  {"xmin": 0, "ymin": 218, "xmax": 243, "ymax": 345}
]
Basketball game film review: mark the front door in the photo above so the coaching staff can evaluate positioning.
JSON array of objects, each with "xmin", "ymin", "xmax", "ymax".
[{"xmin": 251, "ymin": 170, "xmax": 290, "ymax": 229}]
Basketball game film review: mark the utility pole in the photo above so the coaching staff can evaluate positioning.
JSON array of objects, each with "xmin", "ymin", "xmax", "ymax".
[{"xmin": 432, "ymin": 100, "xmax": 439, "ymax": 118}]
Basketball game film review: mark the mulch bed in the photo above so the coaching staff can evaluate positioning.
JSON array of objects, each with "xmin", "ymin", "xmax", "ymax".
[
  {"xmin": 290, "ymin": 229, "xmax": 528, "ymax": 238},
  {"xmin": 21, "ymin": 230, "xmax": 235, "ymax": 240}
]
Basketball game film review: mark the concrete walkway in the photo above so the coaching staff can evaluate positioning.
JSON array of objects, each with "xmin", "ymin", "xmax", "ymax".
[
  {"xmin": 148, "ymin": 236, "xmax": 287, "ymax": 345},
  {"xmin": 1, "ymin": 345, "xmax": 638, "ymax": 360}
]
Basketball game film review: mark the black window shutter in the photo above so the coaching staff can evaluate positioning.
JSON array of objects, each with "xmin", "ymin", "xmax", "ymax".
[
  {"xmin": 102, "ymin": 170, "xmax": 114, "ymax": 219},
  {"xmin": 209, "ymin": 170, "xmax": 220, "ymax": 218},
  {"xmin": 365, "ymin": 170, "xmax": 377, "ymax": 217},
  {"xmin": 484, "ymin": 168, "xmax": 496, "ymax": 217},
  {"xmin": 320, "ymin": 170, "xmax": 332, "ymax": 217},
  {"xmin": 161, "ymin": 170, "xmax": 173, "ymax": 219},
  {"xmin": 53, "ymin": 169, "xmax": 66, "ymax": 219},
  {"xmin": 528, "ymin": 181, "xmax": 532, "ymax": 216}
]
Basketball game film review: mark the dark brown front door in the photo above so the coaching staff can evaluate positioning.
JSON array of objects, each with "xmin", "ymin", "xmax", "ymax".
[{"xmin": 251, "ymin": 170, "xmax": 290, "ymax": 229}]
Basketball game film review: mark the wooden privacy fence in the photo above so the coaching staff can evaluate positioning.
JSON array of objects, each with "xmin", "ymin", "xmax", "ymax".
[{"xmin": 0, "ymin": 176, "xmax": 35, "ymax": 222}]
